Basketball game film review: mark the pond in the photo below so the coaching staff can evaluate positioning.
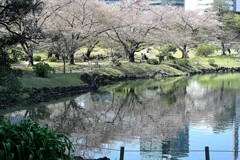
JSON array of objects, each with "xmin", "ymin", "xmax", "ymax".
[{"xmin": 1, "ymin": 73, "xmax": 240, "ymax": 160}]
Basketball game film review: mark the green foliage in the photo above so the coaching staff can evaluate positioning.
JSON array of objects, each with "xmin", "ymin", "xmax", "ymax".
[
  {"xmin": 208, "ymin": 59, "xmax": 218, "ymax": 67},
  {"xmin": 33, "ymin": 55, "xmax": 41, "ymax": 61},
  {"xmin": 0, "ymin": 48, "xmax": 23, "ymax": 107},
  {"xmin": 173, "ymin": 59, "xmax": 189, "ymax": 66},
  {"xmin": 147, "ymin": 59, "xmax": 159, "ymax": 65},
  {"xmin": 20, "ymin": 73, "xmax": 84, "ymax": 88},
  {"xmin": 0, "ymin": 0, "xmax": 43, "ymax": 48},
  {"xmin": 0, "ymin": 120, "xmax": 74, "ymax": 160},
  {"xmin": 212, "ymin": 0, "xmax": 230, "ymax": 18},
  {"xmin": 196, "ymin": 44, "xmax": 215, "ymax": 57},
  {"xmin": 48, "ymin": 57, "xmax": 57, "ymax": 62},
  {"xmin": 8, "ymin": 49, "xmax": 24, "ymax": 63},
  {"xmin": 33, "ymin": 62, "xmax": 53, "ymax": 77},
  {"xmin": 114, "ymin": 61, "xmax": 122, "ymax": 66},
  {"xmin": 156, "ymin": 44, "xmax": 177, "ymax": 57},
  {"xmin": 223, "ymin": 13, "xmax": 240, "ymax": 33},
  {"xmin": 208, "ymin": 59, "xmax": 215, "ymax": 65}
]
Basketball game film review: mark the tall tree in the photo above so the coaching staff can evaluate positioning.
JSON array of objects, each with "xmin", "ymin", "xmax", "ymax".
[
  {"xmin": 151, "ymin": 6, "xmax": 219, "ymax": 58},
  {"xmin": 0, "ymin": 0, "xmax": 44, "ymax": 106},
  {"xmin": 212, "ymin": 0, "xmax": 230, "ymax": 19},
  {"xmin": 45, "ymin": 0, "xmax": 108, "ymax": 64},
  {"xmin": 0, "ymin": 0, "xmax": 44, "ymax": 62},
  {"xmin": 221, "ymin": 13, "xmax": 240, "ymax": 51},
  {"xmin": 104, "ymin": 1, "xmax": 155, "ymax": 62},
  {"xmin": 0, "ymin": 0, "xmax": 47, "ymax": 66},
  {"xmin": 212, "ymin": 0, "xmax": 233, "ymax": 55}
]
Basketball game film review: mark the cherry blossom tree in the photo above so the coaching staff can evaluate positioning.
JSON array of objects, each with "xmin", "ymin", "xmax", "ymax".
[
  {"xmin": 151, "ymin": 6, "xmax": 219, "ymax": 58},
  {"xmin": 45, "ymin": 0, "xmax": 109, "ymax": 64},
  {"xmin": 103, "ymin": 1, "xmax": 156, "ymax": 62}
]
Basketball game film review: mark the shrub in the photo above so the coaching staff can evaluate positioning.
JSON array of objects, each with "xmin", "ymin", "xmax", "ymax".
[
  {"xmin": 48, "ymin": 57, "xmax": 57, "ymax": 62},
  {"xmin": 196, "ymin": 44, "xmax": 215, "ymax": 57},
  {"xmin": 9, "ymin": 49, "xmax": 25, "ymax": 63},
  {"xmin": 0, "ymin": 120, "xmax": 74, "ymax": 160},
  {"xmin": 208, "ymin": 59, "xmax": 218, "ymax": 67},
  {"xmin": 33, "ymin": 62, "xmax": 53, "ymax": 77},
  {"xmin": 115, "ymin": 61, "xmax": 122, "ymax": 66},
  {"xmin": 147, "ymin": 59, "xmax": 158, "ymax": 65},
  {"xmin": 173, "ymin": 59, "xmax": 189, "ymax": 66},
  {"xmin": 156, "ymin": 44, "xmax": 177, "ymax": 57},
  {"xmin": 33, "ymin": 55, "xmax": 42, "ymax": 61}
]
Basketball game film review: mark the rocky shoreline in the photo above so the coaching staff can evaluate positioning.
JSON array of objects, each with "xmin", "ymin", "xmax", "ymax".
[
  {"xmin": 80, "ymin": 66, "xmax": 240, "ymax": 86},
  {"xmin": 3, "ymin": 66, "xmax": 238, "ymax": 108}
]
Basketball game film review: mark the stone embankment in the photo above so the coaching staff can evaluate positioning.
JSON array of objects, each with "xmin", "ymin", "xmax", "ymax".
[
  {"xmin": 24, "ymin": 85, "xmax": 90, "ymax": 104},
  {"xmin": 80, "ymin": 67, "xmax": 240, "ymax": 86},
  {"xmin": 18, "ymin": 66, "xmax": 240, "ymax": 106}
]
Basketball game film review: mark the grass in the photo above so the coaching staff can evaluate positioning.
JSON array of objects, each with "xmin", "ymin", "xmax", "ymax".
[
  {"xmin": 17, "ymin": 54, "xmax": 240, "ymax": 89},
  {"xmin": 93, "ymin": 62, "xmax": 184, "ymax": 76},
  {"xmin": 20, "ymin": 73, "xmax": 84, "ymax": 88},
  {"xmin": 12, "ymin": 48, "xmax": 240, "ymax": 89}
]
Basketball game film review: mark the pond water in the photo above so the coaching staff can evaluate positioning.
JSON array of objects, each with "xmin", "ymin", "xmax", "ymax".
[{"xmin": 1, "ymin": 73, "xmax": 240, "ymax": 160}]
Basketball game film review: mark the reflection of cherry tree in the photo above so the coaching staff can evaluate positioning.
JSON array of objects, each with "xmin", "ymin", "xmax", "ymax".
[
  {"xmin": 17, "ymin": 80, "xmax": 186, "ymax": 159},
  {"xmin": 151, "ymin": 5, "xmax": 219, "ymax": 58},
  {"xmin": 4, "ymin": 78, "xmax": 235, "ymax": 159},
  {"xmin": 185, "ymin": 80, "xmax": 236, "ymax": 132}
]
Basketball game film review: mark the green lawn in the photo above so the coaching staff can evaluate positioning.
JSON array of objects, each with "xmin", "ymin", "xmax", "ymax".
[
  {"xmin": 20, "ymin": 73, "xmax": 84, "ymax": 88},
  {"xmin": 14, "ymin": 48, "xmax": 240, "ymax": 89}
]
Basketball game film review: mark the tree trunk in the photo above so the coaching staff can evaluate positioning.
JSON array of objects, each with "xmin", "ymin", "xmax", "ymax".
[
  {"xmin": 0, "ymin": 49, "xmax": 10, "ymax": 67},
  {"xmin": 180, "ymin": 44, "xmax": 188, "ymax": 59},
  {"xmin": 228, "ymin": 48, "xmax": 231, "ymax": 55},
  {"xmin": 221, "ymin": 41, "xmax": 226, "ymax": 55},
  {"xmin": 86, "ymin": 40, "xmax": 99, "ymax": 59},
  {"xmin": 129, "ymin": 53, "xmax": 135, "ymax": 62},
  {"xmin": 86, "ymin": 46, "xmax": 94, "ymax": 59},
  {"xmin": 47, "ymin": 52, "xmax": 52, "ymax": 58},
  {"xmin": 69, "ymin": 54, "xmax": 74, "ymax": 65},
  {"xmin": 55, "ymin": 53, "xmax": 60, "ymax": 60},
  {"xmin": 62, "ymin": 54, "xmax": 66, "ymax": 73},
  {"xmin": 21, "ymin": 43, "xmax": 34, "ymax": 66},
  {"xmin": 28, "ymin": 54, "xmax": 34, "ymax": 66}
]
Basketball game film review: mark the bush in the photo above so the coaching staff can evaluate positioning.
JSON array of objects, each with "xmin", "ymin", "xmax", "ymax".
[
  {"xmin": 33, "ymin": 62, "xmax": 53, "ymax": 77},
  {"xmin": 0, "ymin": 49, "xmax": 23, "ymax": 107},
  {"xmin": 196, "ymin": 44, "xmax": 215, "ymax": 57},
  {"xmin": 0, "ymin": 120, "xmax": 74, "ymax": 160},
  {"xmin": 33, "ymin": 55, "xmax": 42, "ymax": 61},
  {"xmin": 48, "ymin": 57, "xmax": 57, "ymax": 62},
  {"xmin": 9, "ymin": 49, "xmax": 25, "ymax": 63},
  {"xmin": 115, "ymin": 61, "xmax": 122, "ymax": 66},
  {"xmin": 208, "ymin": 59, "xmax": 218, "ymax": 67},
  {"xmin": 156, "ymin": 44, "xmax": 177, "ymax": 57},
  {"xmin": 147, "ymin": 59, "xmax": 159, "ymax": 65},
  {"xmin": 173, "ymin": 59, "xmax": 189, "ymax": 66}
]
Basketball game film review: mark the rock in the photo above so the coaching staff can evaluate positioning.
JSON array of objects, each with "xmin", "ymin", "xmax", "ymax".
[
  {"xmin": 98, "ymin": 157, "xmax": 110, "ymax": 160},
  {"xmin": 73, "ymin": 156, "xmax": 84, "ymax": 160}
]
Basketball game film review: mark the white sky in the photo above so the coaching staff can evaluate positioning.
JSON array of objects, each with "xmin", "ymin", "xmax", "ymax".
[
  {"xmin": 185, "ymin": 0, "xmax": 198, "ymax": 10},
  {"xmin": 185, "ymin": 0, "xmax": 214, "ymax": 10}
]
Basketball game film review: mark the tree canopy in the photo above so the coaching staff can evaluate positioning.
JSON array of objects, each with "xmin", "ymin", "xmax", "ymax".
[{"xmin": 0, "ymin": 0, "xmax": 44, "ymax": 47}]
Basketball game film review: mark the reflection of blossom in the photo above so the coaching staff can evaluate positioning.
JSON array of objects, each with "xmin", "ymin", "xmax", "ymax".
[{"xmin": 2, "ymin": 77, "xmax": 236, "ymax": 159}]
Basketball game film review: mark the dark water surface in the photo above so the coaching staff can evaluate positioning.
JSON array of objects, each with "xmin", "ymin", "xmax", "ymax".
[{"xmin": 1, "ymin": 73, "xmax": 240, "ymax": 160}]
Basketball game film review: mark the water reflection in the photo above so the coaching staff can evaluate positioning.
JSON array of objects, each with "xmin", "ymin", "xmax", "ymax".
[{"xmin": 2, "ymin": 73, "xmax": 240, "ymax": 160}]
